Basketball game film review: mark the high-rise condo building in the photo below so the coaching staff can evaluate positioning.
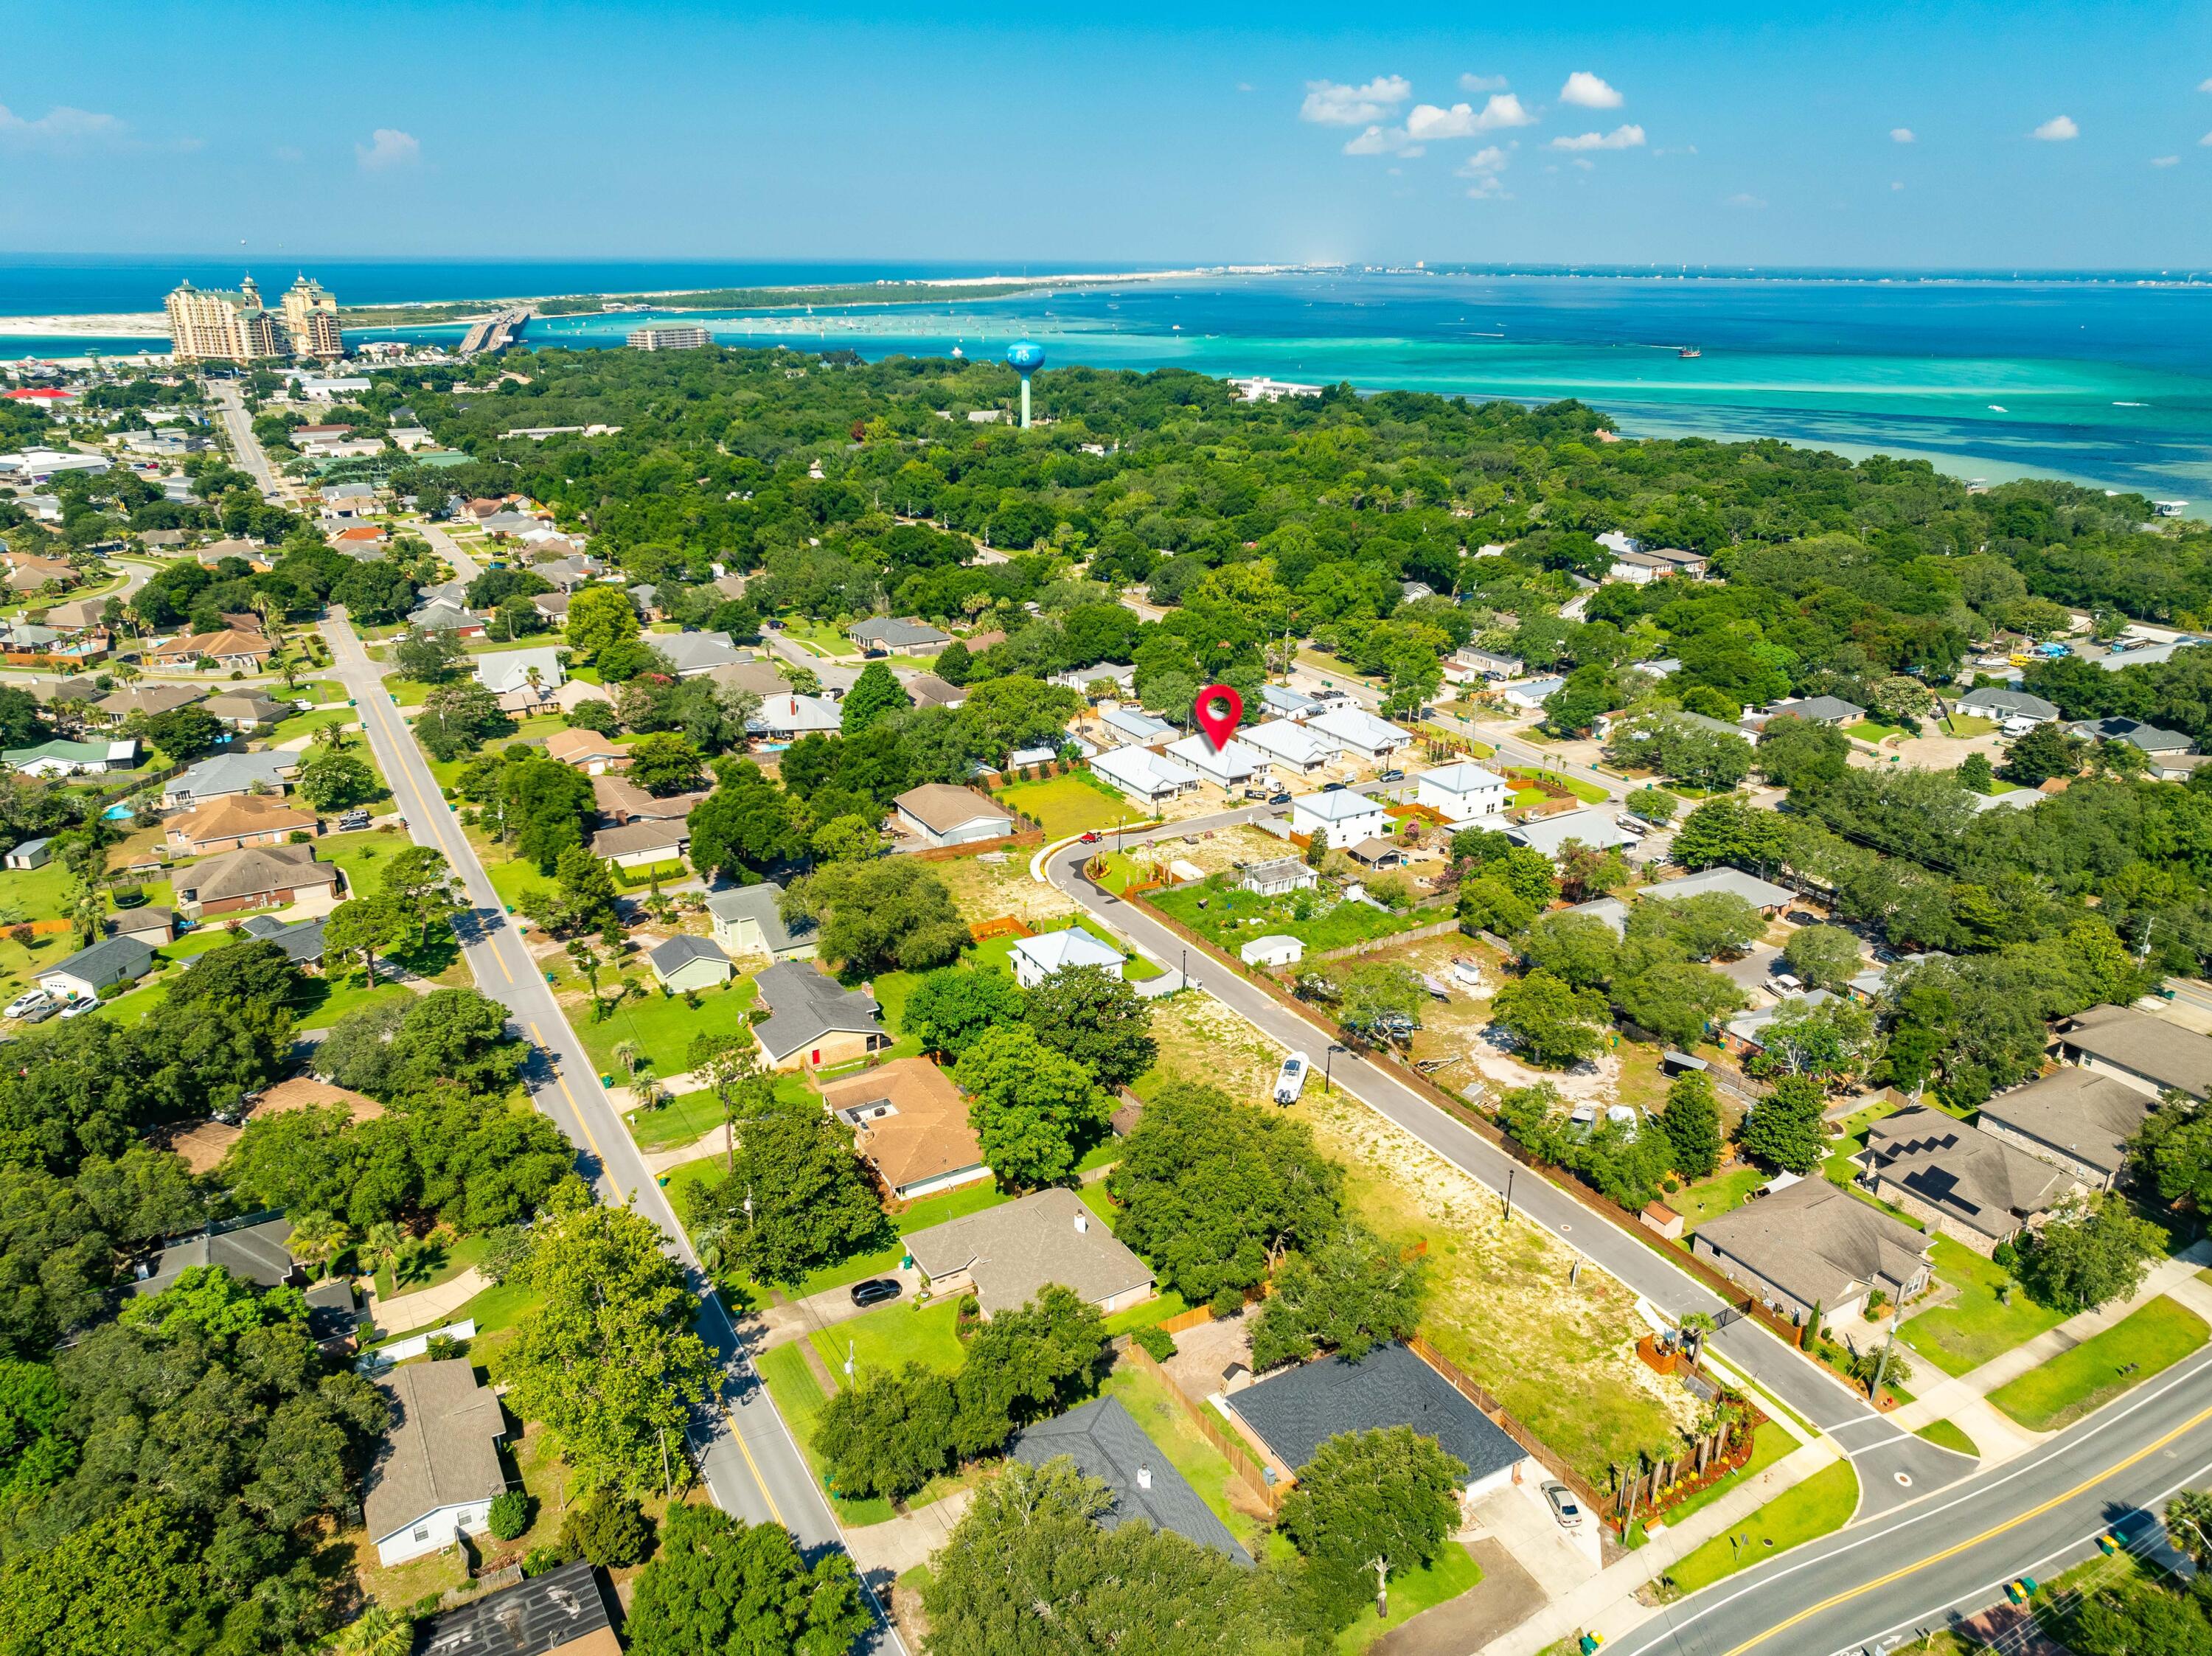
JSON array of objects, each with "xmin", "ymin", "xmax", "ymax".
[
  {"xmin": 626, "ymin": 323, "xmax": 713, "ymax": 350},
  {"xmin": 279, "ymin": 275, "xmax": 344, "ymax": 361},
  {"xmin": 164, "ymin": 275, "xmax": 285, "ymax": 363}
]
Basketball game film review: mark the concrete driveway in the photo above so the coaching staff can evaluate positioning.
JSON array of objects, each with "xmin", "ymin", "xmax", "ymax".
[{"xmin": 1469, "ymin": 1476, "xmax": 1604, "ymax": 1599}]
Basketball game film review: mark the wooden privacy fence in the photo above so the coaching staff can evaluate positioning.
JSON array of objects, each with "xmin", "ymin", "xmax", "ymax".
[
  {"xmin": 1311, "ymin": 917, "xmax": 1461, "ymax": 962},
  {"xmin": 907, "ymin": 828, "xmax": 1045, "ymax": 863},
  {"xmin": 1116, "ymin": 1337, "xmax": 1285, "ymax": 1515},
  {"xmin": 1121, "ymin": 883, "xmax": 1815, "ymax": 1354},
  {"xmin": 1405, "ymin": 1335, "xmax": 1614, "ymax": 1532},
  {"xmin": 1158, "ymin": 1303, "xmax": 1216, "ymax": 1335},
  {"xmin": 967, "ymin": 915, "xmax": 1033, "ymax": 943}
]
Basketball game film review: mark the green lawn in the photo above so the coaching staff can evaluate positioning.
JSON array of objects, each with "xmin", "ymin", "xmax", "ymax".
[
  {"xmin": 378, "ymin": 672, "xmax": 433, "ymax": 708},
  {"xmin": 579, "ymin": 971, "xmax": 760, "ymax": 1080},
  {"xmin": 969, "ymin": 916, "xmax": 1163, "ymax": 982},
  {"xmin": 484, "ymin": 854, "xmax": 546, "ymax": 913},
  {"xmin": 1842, "ymin": 720, "xmax": 1913, "ymax": 743},
  {"xmin": 994, "ymin": 771, "xmax": 1136, "ymax": 838},
  {"xmin": 314, "ymin": 826, "xmax": 419, "ymax": 901},
  {"xmin": 1101, "ymin": 1357, "xmax": 1287, "ymax": 1565},
  {"xmin": 1672, "ymin": 1166, "xmax": 1764, "ymax": 1232},
  {"xmin": 1987, "ymin": 1296, "xmax": 2209, "ymax": 1431},
  {"xmin": 1150, "ymin": 877, "xmax": 1425, "ymax": 955},
  {"xmin": 374, "ymin": 1231, "xmax": 493, "ymax": 1300},
  {"xmin": 1336, "ymin": 1544, "xmax": 1485, "ymax": 1652},
  {"xmin": 1662, "ymin": 1461, "xmax": 1860, "ymax": 1597},
  {"xmin": 1899, "ymin": 1238, "xmax": 2069, "ymax": 1378},
  {"xmin": 1914, "ymin": 1419, "xmax": 1979, "ymax": 1457},
  {"xmin": 807, "ymin": 1296, "xmax": 967, "ymax": 1384},
  {"xmin": 1941, "ymin": 714, "xmax": 1999, "ymax": 738},
  {"xmin": 266, "ymin": 706, "xmax": 365, "ymax": 748},
  {"xmin": 754, "ymin": 1342, "xmax": 897, "ymax": 1527},
  {"xmin": 1651, "ymin": 1422, "xmax": 1793, "ymax": 1533},
  {"xmin": 1509, "ymin": 768, "xmax": 1610, "ymax": 805},
  {"xmin": 1821, "ymin": 1101, "xmax": 1898, "ymax": 1186}
]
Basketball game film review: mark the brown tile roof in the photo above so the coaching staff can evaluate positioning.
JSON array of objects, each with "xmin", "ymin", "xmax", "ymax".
[
  {"xmin": 591, "ymin": 774, "xmax": 702, "ymax": 821},
  {"xmin": 150, "ymin": 627, "xmax": 275, "ymax": 661},
  {"xmin": 820, "ymin": 1058, "xmax": 985, "ymax": 1195}
]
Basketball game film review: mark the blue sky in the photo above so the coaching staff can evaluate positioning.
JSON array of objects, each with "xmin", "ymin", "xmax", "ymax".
[{"xmin": 4, "ymin": 1, "xmax": 2211, "ymax": 269}]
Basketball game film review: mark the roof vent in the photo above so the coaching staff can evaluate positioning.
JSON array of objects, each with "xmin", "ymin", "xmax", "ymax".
[
  {"xmin": 1074, "ymin": 1211, "xmax": 1088, "ymax": 1234},
  {"xmin": 1137, "ymin": 1464, "xmax": 1152, "ymax": 1491}
]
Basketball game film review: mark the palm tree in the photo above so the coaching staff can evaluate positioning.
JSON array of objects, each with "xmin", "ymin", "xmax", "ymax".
[
  {"xmin": 362, "ymin": 1220, "xmax": 405, "ymax": 1290},
  {"xmin": 323, "ymin": 1606, "xmax": 413, "ymax": 1656},
  {"xmin": 2169, "ymin": 1489, "xmax": 2212, "ymax": 1568},
  {"xmin": 286, "ymin": 1211, "xmax": 352, "ymax": 1269},
  {"xmin": 314, "ymin": 717, "xmax": 348, "ymax": 754},
  {"xmin": 611, "ymin": 1038, "xmax": 644, "ymax": 1081}
]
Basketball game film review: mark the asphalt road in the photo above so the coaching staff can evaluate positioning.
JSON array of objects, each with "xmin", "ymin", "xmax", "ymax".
[
  {"xmin": 1605, "ymin": 1346, "xmax": 2212, "ymax": 1656},
  {"xmin": 321, "ymin": 625, "xmax": 907, "ymax": 1643},
  {"xmin": 211, "ymin": 383, "xmax": 288, "ymax": 501},
  {"xmin": 1043, "ymin": 813, "xmax": 1966, "ymax": 1520}
]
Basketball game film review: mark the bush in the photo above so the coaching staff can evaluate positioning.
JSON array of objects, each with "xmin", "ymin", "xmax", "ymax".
[
  {"xmin": 1131, "ymin": 1324, "xmax": 1178, "ymax": 1362},
  {"xmin": 560, "ymin": 1491, "xmax": 654, "ymax": 1568},
  {"xmin": 487, "ymin": 1489, "xmax": 532, "ymax": 1541},
  {"xmin": 425, "ymin": 1334, "xmax": 470, "ymax": 1360},
  {"xmin": 521, "ymin": 1544, "xmax": 572, "ymax": 1577}
]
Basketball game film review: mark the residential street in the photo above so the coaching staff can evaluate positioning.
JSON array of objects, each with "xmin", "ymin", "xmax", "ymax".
[
  {"xmin": 1040, "ymin": 818, "xmax": 1967, "ymax": 1520},
  {"xmin": 1597, "ymin": 1347, "xmax": 2212, "ymax": 1656},
  {"xmin": 320, "ymin": 611, "xmax": 906, "ymax": 1652}
]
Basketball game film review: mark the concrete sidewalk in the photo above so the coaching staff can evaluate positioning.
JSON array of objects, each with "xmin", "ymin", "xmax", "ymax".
[
  {"xmin": 364, "ymin": 1265, "xmax": 490, "ymax": 1335},
  {"xmin": 1481, "ymin": 1439, "xmax": 1846, "ymax": 1656},
  {"xmin": 1890, "ymin": 1239, "xmax": 2212, "ymax": 1460}
]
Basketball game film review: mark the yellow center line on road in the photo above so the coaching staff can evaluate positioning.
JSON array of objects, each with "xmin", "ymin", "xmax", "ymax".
[
  {"xmin": 527, "ymin": 1019, "xmax": 622, "ymax": 1208},
  {"xmin": 1720, "ymin": 1399, "xmax": 2212, "ymax": 1655},
  {"xmin": 719, "ymin": 1399, "xmax": 787, "ymax": 1527}
]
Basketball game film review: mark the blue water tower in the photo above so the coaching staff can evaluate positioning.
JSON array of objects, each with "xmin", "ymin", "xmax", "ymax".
[{"xmin": 1006, "ymin": 338, "xmax": 1046, "ymax": 428}]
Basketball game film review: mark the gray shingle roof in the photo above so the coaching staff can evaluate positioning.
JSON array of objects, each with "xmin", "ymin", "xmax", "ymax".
[
  {"xmin": 234, "ymin": 913, "xmax": 326, "ymax": 964},
  {"xmin": 1863, "ymin": 1107, "xmax": 2070, "ymax": 1240},
  {"xmin": 2059, "ymin": 1004, "xmax": 2212, "ymax": 1097},
  {"xmin": 902, "ymin": 1187, "xmax": 1153, "ymax": 1317},
  {"xmin": 647, "ymin": 933, "xmax": 731, "ymax": 977},
  {"xmin": 363, "ymin": 1359, "xmax": 507, "ymax": 1546},
  {"xmin": 45, "ymin": 932, "xmax": 154, "ymax": 989},
  {"xmin": 655, "ymin": 630, "xmax": 743, "ymax": 675},
  {"xmin": 1011, "ymin": 1396, "xmax": 1253, "ymax": 1565},
  {"xmin": 849, "ymin": 616, "xmax": 950, "ymax": 648},
  {"xmin": 133, "ymin": 1214, "xmax": 296, "ymax": 1298},
  {"xmin": 169, "ymin": 749, "xmax": 296, "ymax": 799},
  {"xmin": 1977, "ymin": 1067, "xmax": 2153, "ymax": 1179},
  {"xmin": 752, "ymin": 960, "xmax": 881, "ymax": 1062},
  {"xmin": 1226, "ymin": 1341, "xmax": 1523, "ymax": 1484},
  {"xmin": 1693, "ymin": 1175, "xmax": 1930, "ymax": 1310},
  {"xmin": 414, "ymin": 1558, "xmax": 615, "ymax": 1656},
  {"xmin": 704, "ymin": 883, "xmax": 810, "ymax": 953}
]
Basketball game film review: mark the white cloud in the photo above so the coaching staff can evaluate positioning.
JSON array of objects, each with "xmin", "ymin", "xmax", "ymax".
[
  {"xmin": 1403, "ymin": 93, "xmax": 1537, "ymax": 142},
  {"xmin": 1551, "ymin": 124, "xmax": 1646, "ymax": 151},
  {"xmin": 1301, "ymin": 75, "xmax": 1411, "ymax": 126},
  {"xmin": 1571, "ymin": 158, "xmax": 1595, "ymax": 170},
  {"xmin": 1343, "ymin": 125, "xmax": 1419, "ymax": 156},
  {"xmin": 356, "ymin": 128, "xmax": 421, "ymax": 170},
  {"xmin": 1459, "ymin": 72, "xmax": 1509, "ymax": 93},
  {"xmin": 2200, "ymin": 130, "xmax": 2212, "ymax": 146},
  {"xmin": 1458, "ymin": 145, "xmax": 1511, "ymax": 199},
  {"xmin": 2199, "ymin": 77, "xmax": 2212, "ymax": 91},
  {"xmin": 274, "ymin": 144, "xmax": 305, "ymax": 164},
  {"xmin": 1237, "ymin": 81, "xmax": 1253, "ymax": 93},
  {"xmin": 1724, "ymin": 192, "xmax": 1767, "ymax": 208},
  {"xmin": 1559, "ymin": 72, "xmax": 1623, "ymax": 109},
  {"xmin": 1892, "ymin": 180, "xmax": 1905, "ymax": 190},
  {"xmin": 1891, "ymin": 127, "xmax": 1916, "ymax": 143},
  {"xmin": 2153, "ymin": 153, "xmax": 2180, "ymax": 167},
  {"xmin": 2031, "ymin": 114, "xmax": 2079, "ymax": 142},
  {"xmin": 0, "ymin": 102, "xmax": 127, "ymax": 153}
]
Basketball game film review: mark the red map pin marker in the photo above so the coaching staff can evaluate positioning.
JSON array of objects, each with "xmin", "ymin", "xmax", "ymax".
[{"xmin": 1193, "ymin": 683, "xmax": 1243, "ymax": 752}]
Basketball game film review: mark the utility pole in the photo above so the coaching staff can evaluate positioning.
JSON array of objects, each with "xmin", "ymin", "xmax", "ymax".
[
  {"xmin": 1869, "ymin": 1319, "xmax": 1899, "ymax": 1401},
  {"xmin": 1503, "ymin": 1167, "xmax": 1514, "ymax": 1221}
]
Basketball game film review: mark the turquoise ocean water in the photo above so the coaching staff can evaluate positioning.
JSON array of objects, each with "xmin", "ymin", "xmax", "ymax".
[{"xmin": 7, "ymin": 260, "xmax": 2211, "ymax": 508}]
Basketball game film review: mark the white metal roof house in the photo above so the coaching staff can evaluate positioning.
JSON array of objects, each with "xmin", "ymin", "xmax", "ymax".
[
  {"xmin": 1261, "ymin": 683, "xmax": 1321, "ymax": 720},
  {"xmin": 1290, "ymin": 789, "xmax": 1390, "ymax": 850},
  {"xmin": 1240, "ymin": 933, "xmax": 1304, "ymax": 967},
  {"xmin": 1010, "ymin": 925, "xmax": 1125, "ymax": 989},
  {"xmin": 1505, "ymin": 808, "xmax": 1635, "ymax": 856},
  {"xmin": 1243, "ymin": 717, "xmax": 1338, "ymax": 773},
  {"xmin": 1100, "ymin": 705, "xmax": 1177, "ymax": 745},
  {"xmin": 1640, "ymin": 866, "xmax": 1795, "ymax": 913},
  {"xmin": 1240, "ymin": 855, "xmax": 1318, "ymax": 897},
  {"xmin": 1164, "ymin": 732, "xmax": 1267, "ymax": 790},
  {"xmin": 472, "ymin": 645, "xmax": 567, "ymax": 710},
  {"xmin": 1416, "ymin": 762, "xmax": 1509, "ymax": 826},
  {"xmin": 1091, "ymin": 743, "xmax": 1200, "ymax": 802},
  {"xmin": 1307, "ymin": 705, "xmax": 1413, "ymax": 762},
  {"xmin": 1497, "ymin": 675, "xmax": 1566, "ymax": 712},
  {"xmin": 748, "ymin": 693, "xmax": 843, "ymax": 741}
]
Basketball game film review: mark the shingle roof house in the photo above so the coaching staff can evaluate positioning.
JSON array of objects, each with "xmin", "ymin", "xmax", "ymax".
[
  {"xmin": 647, "ymin": 933, "xmax": 734, "ymax": 992},
  {"xmin": 2057, "ymin": 1003, "xmax": 2212, "ymax": 1100},
  {"xmin": 848, "ymin": 616, "xmax": 950, "ymax": 653},
  {"xmin": 163, "ymin": 749, "xmax": 298, "ymax": 806},
  {"xmin": 1640, "ymin": 867, "xmax": 1795, "ymax": 912},
  {"xmin": 705, "ymin": 882, "xmax": 816, "ymax": 960},
  {"xmin": 39, "ymin": 933, "xmax": 155, "ymax": 1000},
  {"xmin": 819, "ymin": 1057, "xmax": 990, "ymax": 1201},
  {"xmin": 1691, "ymin": 1175, "xmax": 1932, "ymax": 1324},
  {"xmin": 1976, "ymin": 1066, "xmax": 2154, "ymax": 1189},
  {"xmin": 894, "ymin": 783, "xmax": 1013, "ymax": 847},
  {"xmin": 751, "ymin": 960, "xmax": 886, "ymax": 1069},
  {"xmin": 1011, "ymin": 1396, "xmax": 1253, "ymax": 1565},
  {"xmin": 655, "ymin": 630, "xmax": 744, "ymax": 676},
  {"xmin": 1225, "ymin": 1340, "xmax": 1528, "ymax": 1499},
  {"xmin": 132, "ymin": 1213, "xmax": 299, "ymax": 1298},
  {"xmin": 364, "ymin": 1358, "xmax": 509, "ymax": 1568},
  {"xmin": 173, "ymin": 843, "xmax": 340, "ymax": 916},
  {"xmin": 1860, "ymin": 1106, "xmax": 2073, "ymax": 1250},
  {"xmin": 903, "ymin": 1187, "xmax": 1154, "ymax": 1318},
  {"xmin": 2068, "ymin": 717, "xmax": 2194, "ymax": 756}
]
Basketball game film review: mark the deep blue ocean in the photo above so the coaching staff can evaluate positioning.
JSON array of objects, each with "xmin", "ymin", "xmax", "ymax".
[{"xmin": 8, "ymin": 257, "xmax": 2212, "ymax": 509}]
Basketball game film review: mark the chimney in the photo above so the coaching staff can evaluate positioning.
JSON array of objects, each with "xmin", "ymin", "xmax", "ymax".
[
  {"xmin": 1074, "ymin": 1211, "xmax": 1088, "ymax": 1234},
  {"xmin": 1137, "ymin": 1464, "xmax": 1152, "ymax": 1491}
]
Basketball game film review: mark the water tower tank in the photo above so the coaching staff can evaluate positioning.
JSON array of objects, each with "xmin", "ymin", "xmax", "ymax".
[{"xmin": 1006, "ymin": 339, "xmax": 1046, "ymax": 372}]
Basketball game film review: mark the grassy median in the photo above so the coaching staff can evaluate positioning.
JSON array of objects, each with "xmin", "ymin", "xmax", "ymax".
[
  {"xmin": 1987, "ymin": 1296, "xmax": 2208, "ymax": 1432},
  {"xmin": 1661, "ymin": 1460, "xmax": 1860, "ymax": 1597}
]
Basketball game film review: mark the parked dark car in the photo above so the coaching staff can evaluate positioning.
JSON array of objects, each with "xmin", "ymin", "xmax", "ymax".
[
  {"xmin": 849, "ymin": 1277, "xmax": 902, "ymax": 1309},
  {"xmin": 1268, "ymin": 791, "xmax": 1293, "ymax": 805}
]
